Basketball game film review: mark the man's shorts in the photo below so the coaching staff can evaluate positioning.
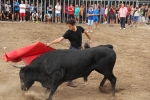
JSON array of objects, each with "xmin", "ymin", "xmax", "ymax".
[
  {"xmin": 74, "ymin": 15, "xmax": 79, "ymax": 18},
  {"xmin": 15, "ymin": 10, "xmax": 19, "ymax": 14},
  {"xmin": 88, "ymin": 20, "xmax": 93, "ymax": 26},
  {"xmin": 55, "ymin": 13, "xmax": 60, "ymax": 17},
  {"xmin": 139, "ymin": 16, "xmax": 146, "ymax": 23},
  {"xmin": 93, "ymin": 18, "xmax": 99, "ymax": 22},
  {"xmin": 133, "ymin": 16, "xmax": 139, "ymax": 22},
  {"xmin": 48, "ymin": 14, "xmax": 52, "ymax": 19},
  {"xmin": 20, "ymin": 13, "xmax": 26, "ymax": 17}
]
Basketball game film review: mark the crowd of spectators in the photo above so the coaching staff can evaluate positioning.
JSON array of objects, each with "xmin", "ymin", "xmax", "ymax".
[{"xmin": 0, "ymin": 0, "xmax": 150, "ymax": 28}]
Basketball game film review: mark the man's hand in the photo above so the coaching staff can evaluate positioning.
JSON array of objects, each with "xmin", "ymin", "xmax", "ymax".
[{"xmin": 46, "ymin": 43, "xmax": 50, "ymax": 46}]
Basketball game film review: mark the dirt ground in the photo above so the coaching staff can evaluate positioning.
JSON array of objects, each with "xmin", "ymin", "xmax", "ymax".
[{"xmin": 0, "ymin": 21, "xmax": 150, "ymax": 100}]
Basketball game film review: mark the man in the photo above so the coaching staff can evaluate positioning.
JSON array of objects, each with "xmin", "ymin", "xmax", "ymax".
[
  {"xmin": 74, "ymin": 4, "xmax": 80, "ymax": 24},
  {"xmin": 118, "ymin": 3, "xmax": 127, "ymax": 29},
  {"xmin": 19, "ymin": 0, "xmax": 26, "ymax": 22},
  {"xmin": 93, "ymin": 5, "xmax": 99, "ymax": 29},
  {"xmin": 46, "ymin": 19, "xmax": 92, "ymax": 87},
  {"xmin": 68, "ymin": 3, "xmax": 74, "ymax": 20},
  {"xmin": 32, "ymin": 10, "xmax": 38, "ymax": 23},
  {"xmin": 13, "ymin": 0, "xmax": 20, "ymax": 21},
  {"xmin": 25, "ymin": 1, "xmax": 30, "ymax": 21},
  {"xmin": 55, "ymin": 2, "xmax": 61, "ymax": 23},
  {"xmin": 87, "ymin": 6, "xmax": 94, "ymax": 32}
]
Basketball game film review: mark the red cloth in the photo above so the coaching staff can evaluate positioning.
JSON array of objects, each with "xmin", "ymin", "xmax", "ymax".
[{"xmin": 3, "ymin": 42, "xmax": 55, "ymax": 65}]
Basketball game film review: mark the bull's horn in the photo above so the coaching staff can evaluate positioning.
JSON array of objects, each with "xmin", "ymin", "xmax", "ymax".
[{"xmin": 10, "ymin": 64, "xmax": 26, "ymax": 68}]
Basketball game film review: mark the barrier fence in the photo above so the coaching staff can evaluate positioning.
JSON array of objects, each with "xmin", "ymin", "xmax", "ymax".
[{"xmin": 0, "ymin": 0, "xmax": 149, "ymax": 23}]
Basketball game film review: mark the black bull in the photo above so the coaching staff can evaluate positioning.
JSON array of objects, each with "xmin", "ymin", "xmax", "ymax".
[{"xmin": 12, "ymin": 44, "xmax": 117, "ymax": 100}]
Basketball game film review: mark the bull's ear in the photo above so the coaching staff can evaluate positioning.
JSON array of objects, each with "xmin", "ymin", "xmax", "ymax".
[{"xmin": 10, "ymin": 64, "xmax": 26, "ymax": 68}]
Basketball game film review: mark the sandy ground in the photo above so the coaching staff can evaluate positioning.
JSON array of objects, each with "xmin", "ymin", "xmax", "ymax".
[{"xmin": 0, "ymin": 21, "xmax": 150, "ymax": 100}]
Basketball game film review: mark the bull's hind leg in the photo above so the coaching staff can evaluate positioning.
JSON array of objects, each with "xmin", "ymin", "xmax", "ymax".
[
  {"xmin": 106, "ymin": 73, "xmax": 116, "ymax": 96},
  {"xmin": 46, "ymin": 69, "xmax": 64, "ymax": 100},
  {"xmin": 100, "ymin": 76, "xmax": 107, "ymax": 87}
]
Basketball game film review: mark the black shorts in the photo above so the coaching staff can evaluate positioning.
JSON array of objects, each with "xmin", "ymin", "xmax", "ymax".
[
  {"xmin": 14, "ymin": 10, "xmax": 19, "ymax": 14},
  {"xmin": 110, "ymin": 14, "xmax": 116, "ymax": 19},
  {"xmin": 69, "ymin": 14, "xmax": 74, "ymax": 19}
]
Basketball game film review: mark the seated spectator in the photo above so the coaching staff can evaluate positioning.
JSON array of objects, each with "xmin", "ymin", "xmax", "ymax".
[
  {"xmin": 6, "ymin": 10, "xmax": 12, "ymax": 21},
  {"xmin": 43, "ymin": 14, "xmax": 48, "ymax": 23},
  {"xmin": 0, "ymin": 10, "xmax": 6, "ymax": 21},
  {"xmin": 32, "ymin": 10, "xmax": 38, "ymax": 23}
]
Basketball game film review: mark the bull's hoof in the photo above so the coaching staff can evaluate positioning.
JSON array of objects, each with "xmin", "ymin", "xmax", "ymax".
[{"xmin": 67, "ymin": 82, "xmax": 77, "ymax": 87}]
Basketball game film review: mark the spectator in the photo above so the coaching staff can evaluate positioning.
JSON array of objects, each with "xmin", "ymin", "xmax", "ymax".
[
  {"xmin": 19, "ymin": 0, "xmax": 26, "ymax": 22},
  {"xmin": 47, "ymin": 4, "xmax": 53, "ymax": 24},
  {"xmin": 5, "ymin": 1, "xmax": 11, "ymax": 16},
  {"xmin": 62, "ymin": 2, "xmax": 68, "ymax": 22},
  {"xmin": 103, "ymin": 5, "xmax": 108, "ymax": 24},
  {"xmin": 126, "ymin": 4, "xmax": 132, "ymax": 25},
  {"xmin": 109, "ymin": 5, "xmax": 116, "ymax": 27},
  {"xmin": 118, "ymin": 3, "xmax": 127, "ymax": 29},
  {"xmin": 93, "ymin": 5, "xmax": 99, "ymax": 29},
  {"xmin": 115, "ymin": 5, "xmax": 120, "ymax": 24},
  {"xmin": 139, "ymin": 5, "xmax": 146, "ymax": 26},
  {"xmin": 79, "ymin": 4, "xmax": 83, "ymax": 23},
  {"xmin": 130, "ymin": 5, "xmax": 135, "ymax": 27},
  {"xmin": 14, "ymin": 0, "xmax": 20, "ymax": 21},
  {"xmin": 32, "ymin": 10, "xmax": 38, "ymax": 23},
  {"xmin": 0, "ymin": 10, "xmax": 6, "ymax": 20},
  {"xmin": 144, "ymin": 4, "xmax": 148, "ymax": 24},
  {"xmin": 30, "ymin": 3, "xmax": 34, "ymax": 21},
  {"xmin": 100, "ymin": 4, "xmax": 105, "ymax": 23},
  {"xmin": 74, "ymin": 4, "xmax": 80, "ymax": 24},
  {"xmin": 6, "ymin": 10, "xmax": 12, "ymax": 21},
  {"xmin": 68, "ymin": 3, "xmax": 74, "ymax": 20},
  {"xmin": 148, "ymin": 8, "xmax": 150, "ymax": 24},
  {"xmin": 87, "ymin": 6, "xmax": 94, "ymax": 32},
  {"xmin": 133, "ymin": 6, "xmax": 140, "ymax": 27},
  {"xmin": 25, "ymin": 1, "xmax": 30, "ymax": 21},
  {"xmin": 55, "ymin": 2, "xmax": 61, "ymax": 23}
]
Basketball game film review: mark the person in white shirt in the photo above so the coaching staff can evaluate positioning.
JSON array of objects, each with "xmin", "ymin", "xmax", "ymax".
[
  {"xmin": 103, "ymin": 5, "xmax": 108, "ymax": 24},
  {"xmin": 5, "ymin": 1, "xmax": 11, "ymax": 14},
  {"xmin": 32, "ymin": 10, "xmax": 38, "ymax": 23},
  {"xmin": 55, "ymin": 2, "xmax": 61, "ymax": 23},
  {"xmin": 19, "ymin": 0, "xmax": 26, "ymax": 22}
]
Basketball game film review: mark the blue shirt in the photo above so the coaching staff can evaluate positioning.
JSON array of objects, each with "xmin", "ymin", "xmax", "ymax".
[
  {"xmin": 88, "ymin": 10, "xmax": 94, "ymax": 20},
  {"xmin": 93, "ymin": 9, "xmax": 99, "ymax": 19},
  {"xmin": 30, "ymin": 6, "xmax": 34, "ymax": 13},
  {"xmin": 74, "ymin": 7, "xmax": 80, "ymax": 16},
  {"xmin": 14, "ymin": 2, "xmax": 20, "ymax": 11}
]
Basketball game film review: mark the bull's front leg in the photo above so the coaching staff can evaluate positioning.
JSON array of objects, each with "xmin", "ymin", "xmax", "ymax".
[{"xmin": 46, "ymin": 69, "xmax": 64, "ymax": 100}]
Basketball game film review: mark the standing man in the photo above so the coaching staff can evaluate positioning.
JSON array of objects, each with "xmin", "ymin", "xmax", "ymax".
[
  {"xmin": 118, "ymin": 3, "xmax": 127, "ymax": 29},
  {"xmin": 19, "ymin": 0, "xmax": 26, "ymax": 22},
  {"xmin": 55, "ymin": 2, "xmax": 61, "ymax": 23},
  {"xmin": 68, "ymin": 3, "xmax": 74, "ymax": 20},
  {"xmin": 93, "ymin": 5, "xmax": 99, "ymax": 29},
  {"xmin": 74, "ymin": 4, "xmax": 80, "ymax": 24},
  {"xmin": 25, "ymin": 1, "xmax": 30, "ymax": 21},
  {"xmin": 13, "ymin": 0, "xmax": 20, "ymax": 21},
  {"xmin": 46, "ymin": 19, "xmax": 92, "ymax": 87}
]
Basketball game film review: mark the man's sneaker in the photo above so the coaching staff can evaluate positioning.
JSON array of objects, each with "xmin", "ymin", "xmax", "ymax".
[
  {"xmin": 120, "ymin": 27, "xmax": 122, "ymax": 29},
  {"xmin": 36, "ymin": 21, "xmax": 38, "ymax": 23},
  {"xmin": 23, "ymin": 20, "xmax": 26, "ymax": 22},
  {"xmin": 20, "ymin": 20, "xmax": 22, "ymax": 22},
  {"xmin": 90, "ymin": 30, "xmax": 93, "ymax": 32},
  {"xmin": 67, "ymin": 82, "xmax": 77, "ymax": 87},
  {"xmin": 87, "ymin": 30, "xmax": 89, "ymax": 32},
  {"xmin": 123, "ymin": 28, "xmax": 125, "ymax": 29}
]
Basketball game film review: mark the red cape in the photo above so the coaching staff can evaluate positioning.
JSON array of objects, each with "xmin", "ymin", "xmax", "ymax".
[{"xmin": 3, "ymin": 42, "xmax": 55, "ymax": 65}]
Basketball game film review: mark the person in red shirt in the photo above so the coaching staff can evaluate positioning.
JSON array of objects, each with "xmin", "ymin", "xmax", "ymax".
[
  {"xmin": 109, "ymin": 5, "xmax": 116, "ymax": 27},
  {"xmin": 126, "ymin": 4, "xmax": 132, "ymax": 25},
  {"xmin": 68, "ymin": 3, "xmax": 74, "ymax": 20}
]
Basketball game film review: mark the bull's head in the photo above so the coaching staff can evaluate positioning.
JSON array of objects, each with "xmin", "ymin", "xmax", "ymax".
[{"xmin": 11, "ymin": 64, "xmax": 34, "ymax": 91}]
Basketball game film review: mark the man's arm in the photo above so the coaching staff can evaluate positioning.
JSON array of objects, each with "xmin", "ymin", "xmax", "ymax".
[
  {"xmin": 46, "ymin": 37, "xmax": 64, "ymax": 46},
  {"xmin": 84, "ymin": 31, "xmax": 92, "ymax": 47}
]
